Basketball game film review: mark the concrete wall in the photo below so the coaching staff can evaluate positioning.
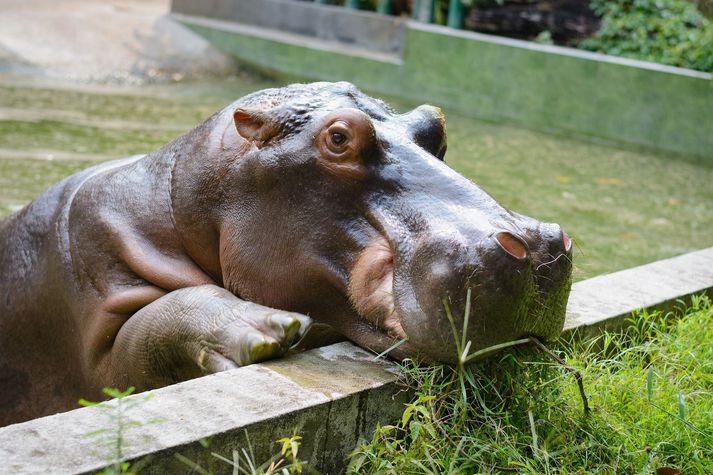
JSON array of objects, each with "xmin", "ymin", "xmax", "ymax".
[
  {"xmin": 404, "ymin": 24, "xmax": 713, "ymax": 161},
  {"xmin": 0, "ymin": 343, "xmax": 408, "ymax": 474},
  {"xmin": 171, "ymin": 0, "xmax": 406, "ymax": 56},
  {"xmin": 171, "ymin": 0, "xmax": 713, "ymax": 162}
]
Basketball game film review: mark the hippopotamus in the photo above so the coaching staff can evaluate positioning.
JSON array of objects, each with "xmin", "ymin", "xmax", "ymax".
[{"xmin": 0, "ymin": 82, "xmax": 572, "ymax": 426}]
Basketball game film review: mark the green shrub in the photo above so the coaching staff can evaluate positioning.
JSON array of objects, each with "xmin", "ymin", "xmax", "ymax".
[{"xmin": 578, "ymin": 0, "xmax": 713, "ymax": 72}]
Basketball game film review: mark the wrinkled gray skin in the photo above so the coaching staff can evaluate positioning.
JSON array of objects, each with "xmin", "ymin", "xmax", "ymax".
[{"xmin": 0, "ymin": 82, "xmax": 571, "ymax": 426}]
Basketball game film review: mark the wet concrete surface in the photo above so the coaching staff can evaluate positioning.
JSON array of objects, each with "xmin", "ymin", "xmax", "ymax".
[{"xmin": 0, "ymin": 0, "xmax": 238, "ymax": 83}]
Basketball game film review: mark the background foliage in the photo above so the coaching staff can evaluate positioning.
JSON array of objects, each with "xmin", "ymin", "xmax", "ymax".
[{"xmin": 578, "ymin": 0, "xmax": 713, "ymax": 72}]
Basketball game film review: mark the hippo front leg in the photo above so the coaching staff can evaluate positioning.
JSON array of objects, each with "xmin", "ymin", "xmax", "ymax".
[{"xmin": 107, "ymin": 285, "xmax": 312, "ymax": 390}]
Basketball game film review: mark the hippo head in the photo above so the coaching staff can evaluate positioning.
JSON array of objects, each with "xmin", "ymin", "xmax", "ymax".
[{"xmin": 191, "ymin": 82, "xmax": 572, "ymax": 364}]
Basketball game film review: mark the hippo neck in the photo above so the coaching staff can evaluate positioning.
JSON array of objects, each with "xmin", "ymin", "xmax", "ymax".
[{"xmin": 160, "ymin": 111, "xmax": 238, "ymax": 285}]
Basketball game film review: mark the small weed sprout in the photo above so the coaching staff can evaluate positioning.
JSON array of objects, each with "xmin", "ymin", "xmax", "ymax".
[
  {"xmin": 275, "ymin": 435, "xmax": 304, "ymax": 474},
  {"xmin": 175, "ymin": 431, "xmax": 309, "ymax": 475},
  {"xmin": 78, "ymin": 387, "xmax": 158, "ymax": 475}
]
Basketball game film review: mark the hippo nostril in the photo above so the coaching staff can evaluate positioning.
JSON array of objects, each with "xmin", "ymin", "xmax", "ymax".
[
  {"xmin": 495, "ymin": 232, "xmax": 528, "ymax": 260},
  {"xmin": 562, "ymin": 230, "xmax": 572, "ymax": 252}
]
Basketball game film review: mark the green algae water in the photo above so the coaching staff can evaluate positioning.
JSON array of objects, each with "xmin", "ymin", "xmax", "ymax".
[{"xmin": 1, "ymin": 74, "xmax": 711, "ymax": 281}]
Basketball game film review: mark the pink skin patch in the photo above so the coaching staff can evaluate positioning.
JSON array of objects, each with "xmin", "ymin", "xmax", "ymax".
[
  {"xmin": 348, "ymin": 237, "xmax": 406, "ymax": 339},
  {"xmin": 495, "ymin": 231, "xmax": 528, "ymax": 259},
  {"xmin": 562, "ymin": 230, "xmax": 572, "ymax": 252}
]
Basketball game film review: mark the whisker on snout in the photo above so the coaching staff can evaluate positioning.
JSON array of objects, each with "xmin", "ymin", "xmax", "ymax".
[{"xmin": 535, "ymin": 252, "xmax": 571, "ymax": 272}]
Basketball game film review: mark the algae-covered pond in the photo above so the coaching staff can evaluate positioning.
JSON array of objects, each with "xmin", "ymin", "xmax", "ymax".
[{"xmin": 1, "ymin": 74, "xmax": 711, "ymax": 281}]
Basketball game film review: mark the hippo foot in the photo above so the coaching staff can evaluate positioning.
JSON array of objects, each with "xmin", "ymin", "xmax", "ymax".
[
  {"xmin": 195, "ymin": 300, "xmax": 314, "ymax": 373},
  {"xmin": 109, "ymin": 285, "xmax": 312, "ymax": 389}
]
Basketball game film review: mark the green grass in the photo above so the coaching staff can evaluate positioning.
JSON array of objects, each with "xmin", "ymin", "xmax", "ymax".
[
  {"xmin": 0, "ymin": 75, "xmax": 279, "ymax": 216},
  {"xmin": 0, "ymin": 120, "xmax": 177, "ymax": 157},
  {"xmin": 443, "ymin": 114, "xmax": 713, "ymax": 280},
  {"xmin": 0, "ymin": 158, "xmax": 91, "ymax": 214},
  {"xmin": 349, "ymin": 295, "xmax": 713, "ymax": 474},
  {"xmin": 1, "ymin": 76, "xmax": 712, "ymax": 280}
]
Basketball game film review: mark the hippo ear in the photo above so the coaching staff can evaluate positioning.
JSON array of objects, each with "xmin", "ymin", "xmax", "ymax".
[
  {"xmin": 404, "ymin": 105, "xmax": 447, "ymax": 161},
  {"xmin": 233, "ymin": 108, "xmax": 280, "ymax": 145}
]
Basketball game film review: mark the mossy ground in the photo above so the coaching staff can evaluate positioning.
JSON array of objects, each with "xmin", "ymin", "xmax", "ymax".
[
  {"xmin": 1, "ymin": 75, "xmax": 712, "ymax": 281},
  {"xmin": 349, "ymin": 295, "xmax": 713, "ymax": 474}
]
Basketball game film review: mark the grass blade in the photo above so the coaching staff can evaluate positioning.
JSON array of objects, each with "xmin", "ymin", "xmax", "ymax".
[
  {"xmin": 372, "ymin": 337, "xmax": 409, "ymax": 361},
  {"xmin": 646, "ymin": 366, "xmax": 653, "ymax": 403},
  {"xmin": 528, "ymin": 409, "xmax": 539, "ymax": 454},
  {"xmin": 461, "ymin": 338, "xmax": 530, "ymax": 364},
  {"xmin": 443, "ymin": 297, "xmax": 463, "ymax": 358},
  {"xmin": 461, "ymin": 287, "xmax": 471, "ymax": 353}
]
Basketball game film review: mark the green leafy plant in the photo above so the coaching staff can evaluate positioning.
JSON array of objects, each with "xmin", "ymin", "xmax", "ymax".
[
  {"xmin": 579, "ymin": 0, "xmax": 713, "ymax": 72},
  {"xmin": 535, "ymin": 30, "xmax": 555, "ymax": 45},
  {"xmin": 79, "ymin": 387, "xmax": 157, "ymax": 475},
  {"xmin": 276, "ymin": 434, "xmax": 305, "ymax": 474}
]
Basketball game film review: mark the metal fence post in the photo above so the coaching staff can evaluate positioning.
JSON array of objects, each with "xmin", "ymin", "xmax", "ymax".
[
  {"xmin": 377, "ymin": 0, "xmax": 392, "ymax": 14},
  {"xmin": 413, "ymin": 0, "xmax": 434, "ymax": 23},
  {"xmin": 447, "ymin": 0, "xmax": 463, "ymax": 29}
]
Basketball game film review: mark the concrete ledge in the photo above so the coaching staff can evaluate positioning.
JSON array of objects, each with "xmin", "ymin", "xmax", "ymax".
[
  {"xmin": 170, "ymin": 0, "xmax": 406, "ymax": 57},
  {"xmin": 172, "ymin": 13, "xmax": 403, "ymax": 65},
  {"xmin": 564, "ymin": 246, "xmax": 713, "ymax": 334},
  {"xmin": 0, "ymin": 343, "xmax": 407, "ymax": 474},
  {"xmin": 411, "ymin": 22, "xmax": 711, "ymax": 80},
  {"xmin": 2, "ymin": 248, "xmax": 712, "ymax": 473}
]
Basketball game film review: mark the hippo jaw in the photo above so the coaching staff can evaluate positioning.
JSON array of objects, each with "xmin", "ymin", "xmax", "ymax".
[{"xmin": 346, "ymin": 225, "xmax": 573, "ymax": 365}]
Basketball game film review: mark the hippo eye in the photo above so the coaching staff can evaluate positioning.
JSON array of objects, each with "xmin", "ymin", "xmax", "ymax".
[
  {"xmin": 331, "ymin": 132, "xmax": 346, "ymax": 146},
  {"xmin": 316, "ymin": 110, "xmax": 372, "ymax": 179},
  {"xmin": 325, "ymin": 121, "xmax": 351, "ymax": 155}
]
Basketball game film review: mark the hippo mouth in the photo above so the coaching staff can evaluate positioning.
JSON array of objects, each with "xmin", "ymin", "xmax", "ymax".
[
  {"xmin": 348, "ymin": 237, "xmax": 407, "ymax": 341},
  {"xmin": 345, "ymin": 228, "xmax": 572, "ymax": 363}
]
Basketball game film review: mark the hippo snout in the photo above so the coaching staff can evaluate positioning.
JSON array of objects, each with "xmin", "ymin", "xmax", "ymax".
[{"xmin": 394, "ymin": 223, "xmax": 573, "ymax": 364}]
